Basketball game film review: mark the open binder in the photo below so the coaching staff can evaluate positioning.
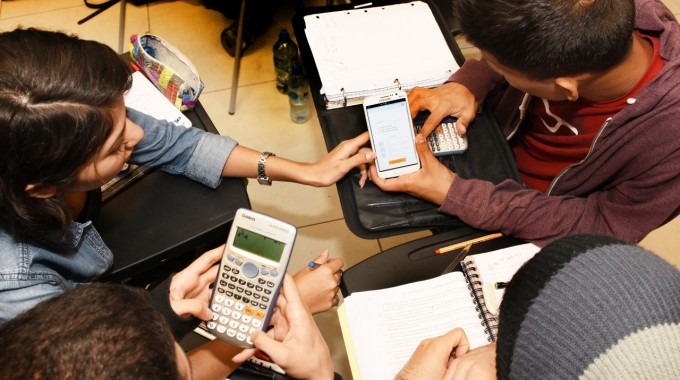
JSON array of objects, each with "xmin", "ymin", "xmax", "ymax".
[
  {"xmin": 293, "ymin": 1, "xmax": 519, "ymax": 239},
  {"xmin": 303, "ymin": 1, "xmax": 459, "ymax": 109}
]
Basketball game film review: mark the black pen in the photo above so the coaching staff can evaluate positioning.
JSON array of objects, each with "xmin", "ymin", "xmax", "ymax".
[{"xmin": 494, "ymin": 281, "xmax": 509, "ymax": 289}]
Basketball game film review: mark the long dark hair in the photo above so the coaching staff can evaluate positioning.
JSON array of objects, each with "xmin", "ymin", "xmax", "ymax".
[{"xmin": 0, "ymin": 28, "xmax": 132, "ymax": 240}]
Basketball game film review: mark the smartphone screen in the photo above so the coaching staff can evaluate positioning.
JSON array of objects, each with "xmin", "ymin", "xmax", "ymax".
[{"xmin": 365, "ymin": 97, "xmax": 419, "ymax": 177}]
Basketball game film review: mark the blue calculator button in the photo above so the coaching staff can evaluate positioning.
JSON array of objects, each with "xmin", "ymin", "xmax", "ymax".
[{"xmin": 242, "ymin": 262, "xmax": 259, "ymax": 278}]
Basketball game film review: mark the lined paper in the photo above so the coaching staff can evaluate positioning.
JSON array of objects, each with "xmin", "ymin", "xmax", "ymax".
[
  {"xmin": 338, "ymin": 272, "xmax": 490, "ymax": 379},
  {"xmin": 465, "ymin": 243, "xmax": 541, "ymax": 314}
]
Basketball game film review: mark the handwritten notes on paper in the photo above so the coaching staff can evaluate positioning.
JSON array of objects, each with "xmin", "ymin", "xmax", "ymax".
[{"xmin": 304, "ymin": 1, "xmax": 459, "ymax": 108}]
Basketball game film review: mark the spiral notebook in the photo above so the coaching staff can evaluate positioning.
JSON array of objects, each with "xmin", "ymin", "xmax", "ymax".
[
  {"xmin": 304, "ymin": 1, "xmax": 459, "ymax": 109},
  {"xmin": 337, "ymin": 243, "xmax": 539, "ymax": 380},
  {"xmin": 457, "ymin": 243, "xmax": 541, "ymax": 334}
]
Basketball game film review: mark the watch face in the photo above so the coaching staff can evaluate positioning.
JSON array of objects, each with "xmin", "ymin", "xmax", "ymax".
[{"xmin": 257, "ymin": 177, "xmax": 272, "ymax": 186}]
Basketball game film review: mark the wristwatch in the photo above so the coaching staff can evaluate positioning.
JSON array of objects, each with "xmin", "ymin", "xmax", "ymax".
[{"xmin": 257, "ymin": 152, "xmax": 276, "ymax": 186}]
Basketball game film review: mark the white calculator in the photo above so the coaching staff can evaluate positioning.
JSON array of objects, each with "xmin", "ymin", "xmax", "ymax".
[
  {"xmin": 415, "ymin": 114, "xmax": 468, "ymax": 156},
  {"xmin": 206, "ymin": 208, "xmax": 296, "ymax": 348}
]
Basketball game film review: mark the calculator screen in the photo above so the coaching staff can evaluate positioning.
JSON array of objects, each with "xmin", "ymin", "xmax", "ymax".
[{"xmin": 233, "ymin": 227, "xmax": 286, "ymax": 263}]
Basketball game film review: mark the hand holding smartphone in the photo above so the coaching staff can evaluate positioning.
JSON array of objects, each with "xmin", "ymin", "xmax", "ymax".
[
  {"xmin": 206, "ymin": 208, "xmax": 297, "ymax": 348},
  {"xmin": 363, "ymin": 91, "xmax": 421, "ymax": 178}
]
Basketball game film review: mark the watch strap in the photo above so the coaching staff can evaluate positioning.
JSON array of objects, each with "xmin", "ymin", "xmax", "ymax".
[{"xmin": 257, "ymin": 152, "xmax": 275, "ymax": 186}]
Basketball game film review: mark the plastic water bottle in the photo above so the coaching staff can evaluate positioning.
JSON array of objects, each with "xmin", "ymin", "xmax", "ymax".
[
  {"xmin": 288, "ymin": 61, "xmax": 311, "ymax": 123},
  {"xmin": 273, "ymin": 29, "xmax": 298, "ymax": 94}
]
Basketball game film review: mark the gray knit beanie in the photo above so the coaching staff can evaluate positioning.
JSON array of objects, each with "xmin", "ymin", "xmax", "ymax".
[{"xmin": 496, "ymin": 234, "xmax": 680, "ymax": 379}]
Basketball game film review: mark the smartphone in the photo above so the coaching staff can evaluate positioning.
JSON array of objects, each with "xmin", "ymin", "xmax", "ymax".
[
  {"xmin": 414, "ymin": 111, "xmax": 468, "ymax": 156},
  {"xmin": 363, "ymin": 91, "xmax": 421, "ymax": 178},
  {"xmin": 206, "ymin": 208, "xmax": 297, "ymax": 348}
]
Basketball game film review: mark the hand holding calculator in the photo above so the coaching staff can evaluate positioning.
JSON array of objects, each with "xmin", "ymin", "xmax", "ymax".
[{"xmin": 414, "ymin": 111, "xmax": 468, "ymax": 155}]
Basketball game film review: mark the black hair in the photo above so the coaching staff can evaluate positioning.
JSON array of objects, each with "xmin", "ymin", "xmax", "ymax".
[
  {"xmin": 453, "ymin": 0, "xmax": 636, "ymax": 80},
  {"xmin": 0, "ymin": 283, "xmax": 179, "ymax": 379}
]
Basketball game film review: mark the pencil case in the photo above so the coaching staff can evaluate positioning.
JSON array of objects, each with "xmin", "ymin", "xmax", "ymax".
[{"xmin": 129, "ymin": 33, "xmax": 205, "ymax": 111}]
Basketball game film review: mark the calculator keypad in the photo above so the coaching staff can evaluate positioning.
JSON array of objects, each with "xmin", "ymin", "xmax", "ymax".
[
  {"xmin": 207, "ymin": 257, "xmax": 278, "ymax": 347},
  {"xmin": 415, "ymin": 118, "xmax": 468, "ymax": 155}
]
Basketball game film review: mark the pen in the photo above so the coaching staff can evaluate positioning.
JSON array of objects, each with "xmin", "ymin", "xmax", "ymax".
[
  {"xmin": 434, "ymin": 232, "xmax": 504, "ymax": 255},
  {"xmin": 308, "ymin": 261, "xmax": 320, "ymax": 269},
  {"xmin": 494, "ymin": 281, "xmax": 509, "ymax": 289},
  {"xmin": 441, "ymin": 244, "xmax": 472, "ymax": 274},
  {"xmin": 367, "ymin": 200, "xmax": 404, "ymax": 207}
]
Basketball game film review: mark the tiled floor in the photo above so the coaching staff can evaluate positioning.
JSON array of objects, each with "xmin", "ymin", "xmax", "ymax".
[{"xmin": 1, "ymin": 0, "xmax": 678, "ymax": 379}]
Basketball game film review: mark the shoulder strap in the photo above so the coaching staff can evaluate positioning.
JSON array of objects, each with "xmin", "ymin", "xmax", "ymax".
[
  {"xmin": 78, "ymin": 0, "xmax": 119, "ymax": 24},
  {"xmin": 84, "ymin": 0, "xmax": 119, "ymax": 8}
]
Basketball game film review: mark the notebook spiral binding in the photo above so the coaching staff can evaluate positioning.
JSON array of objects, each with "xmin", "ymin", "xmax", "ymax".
[{"xmin": 460, "ymin": 260, "xmax": 499, "ymax": 342}]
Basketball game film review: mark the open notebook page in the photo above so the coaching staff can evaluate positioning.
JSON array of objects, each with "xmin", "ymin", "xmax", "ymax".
[
  {"xmin": 304, "ymin": 1, "xmax": 458, "ymax": 106},
  {"xmin": 467, "ymin": 243, "xmax": 541, "ymax": 315},
  {"xmin": 338, "ymin": 271, "xmax": 491, "ymax": 380}
]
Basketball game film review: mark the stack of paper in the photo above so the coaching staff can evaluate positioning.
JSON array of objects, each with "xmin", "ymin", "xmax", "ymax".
[
  {"xmin": 124, "ymin": 71, "xmax": 192, "ymax": 128},
  {"xmin": 304, "ymin": 1, "xmax": 459, "ymax": 109}
]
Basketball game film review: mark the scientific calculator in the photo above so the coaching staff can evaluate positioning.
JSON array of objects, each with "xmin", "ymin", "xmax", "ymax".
[
  {"xmin": 414, "ymin": 113, "xmax": 468, "ymax": 155},
  {"xmin": 206, "ymin": 208, "xmax": 296, "ymax": 348}
]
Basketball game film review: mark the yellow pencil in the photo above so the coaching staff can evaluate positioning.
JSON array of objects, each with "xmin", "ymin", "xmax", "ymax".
[{"xmin": 434, "ymin": 232, "xmax": 504, "ymax": 255}]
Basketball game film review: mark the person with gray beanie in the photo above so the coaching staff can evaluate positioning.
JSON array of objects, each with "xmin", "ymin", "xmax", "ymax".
[{"xmin": 398, "ymin": 234, "xmax": 680, "ymax": 379}]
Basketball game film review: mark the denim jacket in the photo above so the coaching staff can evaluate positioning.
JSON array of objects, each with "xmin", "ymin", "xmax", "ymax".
[{"xmin": 0, "ymin": 108, "xmax": 238, "ymax": 324}]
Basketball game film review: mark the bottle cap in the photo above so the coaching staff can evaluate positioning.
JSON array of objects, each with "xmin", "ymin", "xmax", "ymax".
[{"xmin": 278, "ymin": 29, "xmax": 290, "ymax": 42}]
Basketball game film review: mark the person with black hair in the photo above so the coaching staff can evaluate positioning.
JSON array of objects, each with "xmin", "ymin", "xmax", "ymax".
[
  {"xmin": 0, "ymin": 273, "xmax": 335, "ymax": 379},
  {"xmin": 0, "ymin": 27, "xmax": 371, "ymax": 324},
  {"xmin": 368, "ymin": 0, "xmax": 680, "ymax": 246}
]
